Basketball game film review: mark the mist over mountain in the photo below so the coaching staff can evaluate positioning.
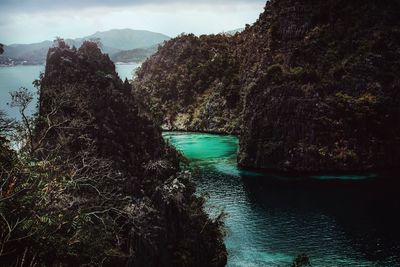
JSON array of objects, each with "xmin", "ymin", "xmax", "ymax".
[
  {"xmin": 0, "ymin": 29, "xmax": 170, "ymax": 65},
  {"xmin": 87, "ymin": 29, "xmax": 170, "ymax": 50}
]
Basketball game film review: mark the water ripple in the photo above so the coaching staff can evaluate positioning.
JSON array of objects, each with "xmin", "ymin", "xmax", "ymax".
[{"xmin": 163, "ymin": 132, "xmax": 400, "ymax": 267}]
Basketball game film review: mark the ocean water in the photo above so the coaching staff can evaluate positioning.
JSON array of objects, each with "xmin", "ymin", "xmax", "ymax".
[
  {"xmin": 0, "ymin": 63, "xmax": 139, "ymax": 119},
  {"xmin": 163, "ymin": 131, "xmax": 400, "ymax": 267},
  {"xmin": 0, "ymin": 65, "xmax": 44, "ymax": 118},
  {"xmin": 115, "ymin": 63, "xmax": 140, "ymax": 81}
]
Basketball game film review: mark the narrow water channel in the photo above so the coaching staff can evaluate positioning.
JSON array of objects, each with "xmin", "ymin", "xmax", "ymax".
[{"xmin": 163, "ymin": 131, "xmax": 400, "ymax": 267}]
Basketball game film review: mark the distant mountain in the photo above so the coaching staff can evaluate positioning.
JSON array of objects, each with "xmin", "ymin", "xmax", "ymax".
[
  {"xmin": 2, "ymin": 41, "xmax": 52, "ymax": 64},
  {"xmin": 85, "ymin": 29, "xmax": 170, "ymax": 50},
  {"xmin": 1, "ymin": 29, "xmax": 170, "ymax": 65},
  {"xmin": 111, "ymin": 45, "xmax": 159, "ymax": 63}
]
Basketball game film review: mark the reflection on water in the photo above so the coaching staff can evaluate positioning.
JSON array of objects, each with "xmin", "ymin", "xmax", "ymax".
[{"xmin": 163, "ymin": 131, "xmax": 400, "ymax": 267}]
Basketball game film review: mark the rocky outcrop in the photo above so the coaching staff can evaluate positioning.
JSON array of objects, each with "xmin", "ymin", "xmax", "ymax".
[
  {"xmin": 237, "ymin": 0, "xmax": 400, "ymax": 172},
  {"xmin": 27, "ymin": 40, "xmax": 227, "ymax": 266},
  {"xmin": 135, "ymin": 0, "xmax": 400, "ymax": 173}
]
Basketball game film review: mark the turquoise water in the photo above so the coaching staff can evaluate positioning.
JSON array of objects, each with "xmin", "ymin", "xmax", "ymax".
[
  {"xmin": 0, "ymin": 64, "xmax": 139, "ymax": 119},
  {"xmin": 163, "ymin": 132, "xmax": 400, "ymax": 267}
]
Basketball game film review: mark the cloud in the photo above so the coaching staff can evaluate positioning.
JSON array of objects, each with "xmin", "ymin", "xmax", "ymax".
[
  {"xmin": 0, "ymin": 0, "xmax": 265, "ymax": 13},
  {"xmin": 0, "ymin": 1, "xmax": 266, "ymax": 44}
]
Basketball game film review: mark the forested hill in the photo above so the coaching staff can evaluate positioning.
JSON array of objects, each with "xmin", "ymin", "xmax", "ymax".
[
  {"xmin": 135, "ymin": 33, "xmax": 242, "ymax": 134},
  {"xmin": 134, "ymin": 0, "xmax": 400, "ymax": 172}
]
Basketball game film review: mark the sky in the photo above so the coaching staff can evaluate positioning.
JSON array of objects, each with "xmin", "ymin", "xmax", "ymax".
[{"xmin": 0, "ymin": 0, "xmax": 266, "ymax": 45}]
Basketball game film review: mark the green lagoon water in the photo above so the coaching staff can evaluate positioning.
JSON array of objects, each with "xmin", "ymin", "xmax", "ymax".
[{"xmin": 163, "ymin": 132, "xmax": 400, "ymax": 267}]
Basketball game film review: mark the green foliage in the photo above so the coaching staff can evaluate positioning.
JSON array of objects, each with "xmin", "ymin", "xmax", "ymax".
[
  {"xmin": 134, "ymin": 33, "xmax": 242, "ymax": 133},
  {"xmin": 332, "ymin": 92, "xmax": 382, "ymax": 119},
  {"xmin": 266, "ymin": 64, "xmax": 283, "ymax": 76},
  {"xmin": 9, "ymin": 87, "xmax": 33, "ymax": 111},
  {"xmin": 290, "ymin": 66, "xmax": 304, "ymax": 75},
  {"xmin": 290, "ymin": 66, "xmax": 320, "ymax": 83}
]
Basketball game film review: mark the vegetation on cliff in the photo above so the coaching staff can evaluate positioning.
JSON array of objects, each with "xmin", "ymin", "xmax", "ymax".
[
  {"xmin": 237, "ymin": 0, "xmax": 400, "ymax": 172},
  {"xmin": 135, "ymin": 0, "xmax": 400, "ymax": 172},
  {"xmin": 0, "ymin": 40, "xmax": 226, "ymax": 266},
  {"xmin": 134, "ymin": 34, "xmax": 242, "ymax": 134}
]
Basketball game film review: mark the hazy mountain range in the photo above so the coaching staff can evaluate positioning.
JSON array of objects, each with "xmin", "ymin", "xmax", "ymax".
[{"xmin": 0, "ymin": 29, "xmax": 170, "ymax": 65}]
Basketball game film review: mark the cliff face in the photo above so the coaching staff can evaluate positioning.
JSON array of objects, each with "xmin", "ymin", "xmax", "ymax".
[
  {"xmin": 38, "ymin": 41, "xmax": 169, "ymax": 176},
  {"xmin": 29, "ymin": 40, "xmax": 227, "ymax": 266},
  {"xmin": 135, "ymin": 0, "xmax": 400, "ymax": 172},
  {"xmin": 238, "ymin": 0, "xmax": 400, "ymax": 172},
  {"xmin": 135, "ymin": 34, "xmax": 242, "ymax": 134}
]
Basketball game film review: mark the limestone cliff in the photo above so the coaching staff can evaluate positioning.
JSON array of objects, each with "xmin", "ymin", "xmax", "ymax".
[
  {"xmin": 135, "ymin": 0, "xmax": 400, "ymax": 172},
  {"xmin": 134, "ymin": 34, "xmax": 242, "ymax": 134},
  {"xmin": 238, "ymin": 0, "xmax": 400, "ymax": 172},
  {"xmin": 0, "ymin": 40, "xmax": 227, "ymax": 266}
]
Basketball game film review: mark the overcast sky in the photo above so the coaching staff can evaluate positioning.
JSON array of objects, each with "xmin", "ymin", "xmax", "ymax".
[{"xmin": 0, "ymin": 0, "xmax": 266, "ymax": 45}]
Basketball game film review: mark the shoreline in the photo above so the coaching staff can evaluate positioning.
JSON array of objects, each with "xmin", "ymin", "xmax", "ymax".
[{"xmin": 163, "ymin": 130, "xmax": 398, "ymax": 179}]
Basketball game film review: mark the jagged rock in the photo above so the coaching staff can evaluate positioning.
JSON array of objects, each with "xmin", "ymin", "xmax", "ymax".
[
  {"xmin": 32, "ymin": 40, "xmax": 226, "ymax": 266},
  {"xmin": 238, "ymin": 0, "xmax": 400, "ymax": 172}
]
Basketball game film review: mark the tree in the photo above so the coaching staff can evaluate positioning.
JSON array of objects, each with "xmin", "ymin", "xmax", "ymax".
[
  {"xmin": 0, "ymin": 43, "xmax": 4, "ymax": 54},
  {"xmin": 88, "ymin": 37, "xmax": 102, "ymax": 49},
  {"xmin": 9, "ymin": 87, "xmax": 34, "ymax": 154},
  {"xmin": 8, "ymin": 86, "xmax": 69, "ymax": 156},
  {"xmin": 53, "ymin": 37, "xmax": 69, "ymax": 49}
]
